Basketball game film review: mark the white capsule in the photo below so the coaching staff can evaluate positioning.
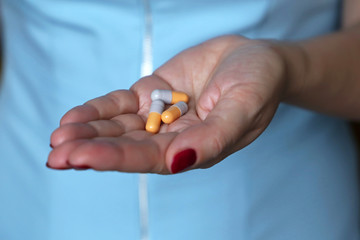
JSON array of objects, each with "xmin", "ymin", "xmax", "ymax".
[
  {"xmin": 151, "ymin": 89, "xmax": 172, "ymax": 103},
  {"xmin": 161, "ymin": 101, "xmax": 188, "ymax": 124},
  {"xmin": 151, "ymin": 89, "xmax": 189, "ymax": 104},
  {"xmin": 173, "ymin": 101, "xmax": 188, "ymax": 115},
  {"xmin": 148, "ymin": 99, "xmax": 165, "ymax": 114}
]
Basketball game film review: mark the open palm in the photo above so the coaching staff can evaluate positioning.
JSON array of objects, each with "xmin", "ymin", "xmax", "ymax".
[{"xmin": 48, "ymin": 35, "xmax": 286, "ymax": 174}]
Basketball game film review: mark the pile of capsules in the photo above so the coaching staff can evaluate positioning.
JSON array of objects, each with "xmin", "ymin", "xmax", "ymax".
[{"xmin": 145, "ymin": 89, "xmax": 189, "ymax": 133}]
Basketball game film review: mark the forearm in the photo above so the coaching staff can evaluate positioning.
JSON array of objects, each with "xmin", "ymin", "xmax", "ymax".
[{"xmin": 276, "ymin": 25, "xmax": 360, "ymax": 120}]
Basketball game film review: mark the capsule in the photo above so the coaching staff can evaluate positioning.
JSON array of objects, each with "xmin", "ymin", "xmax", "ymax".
[
  {"xmin": 161, "ymin": 101, "xmax": 188, "ymax": 124},
  {"xmin": 146, "ymin": 100, "xmax": 165, "ymax": 133},
  {"xmin": 151, "ymin": 89, "xmax": 189, "ymax": 104}
]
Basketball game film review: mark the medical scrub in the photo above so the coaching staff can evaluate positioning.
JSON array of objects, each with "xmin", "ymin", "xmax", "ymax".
[{"xmin": 0, "ymin": 0, "xmax": 358, "ymax": 239}]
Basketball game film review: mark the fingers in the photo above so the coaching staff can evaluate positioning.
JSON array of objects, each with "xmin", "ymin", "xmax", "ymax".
[
  {"xmin": 48, "ymin": 75, "xmax": 186, "ymax": 173},
  {"xmin": 48, "ymin": 91, "xmax": 262, "ymax": 174},
  {"xmin": 60, "ymin": 75, "xmax": 172, "ymax": 126},
  {"xmin": 49, "ymin": 85, "xmax": 258, "ymax": 174},
  {"xmin": 51, "ymin": 114, "xmax": 145, "ymax": 147},
  {"xmin": 48, "ymin": 132, "xmax": 177, "ymax": 174},
  {"xmin": 47, "ymin": 140, "xmax": 88, "ymax": 170},
  {"xmin": 60, "ymin": 90, "xmax": 139, "ymax": 125}
]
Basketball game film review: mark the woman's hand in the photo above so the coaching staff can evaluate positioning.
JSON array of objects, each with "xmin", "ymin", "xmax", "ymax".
[{"xmin": 47, "ymin": 35, "xmax": 287, "ymax": 174}]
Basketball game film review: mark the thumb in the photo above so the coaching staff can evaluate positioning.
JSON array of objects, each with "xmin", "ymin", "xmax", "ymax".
[{"xmin": 165, "ymin": 94, "xmax": 259, "ymax": 174}]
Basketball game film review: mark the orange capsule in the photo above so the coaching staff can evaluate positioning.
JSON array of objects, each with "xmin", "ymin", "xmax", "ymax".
[
  {"xmin": 145, "ymin": 100, "xmax": 165, "ymax": 133},
  {"xmin": 161, "ymin": 101, "xmax": 188, "ymax": 124},
  {"xmin": 151, "ymin": 89, "xmax": 189, "ymax": 104}
]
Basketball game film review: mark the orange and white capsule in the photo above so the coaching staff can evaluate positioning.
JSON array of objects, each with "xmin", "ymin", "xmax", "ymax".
[
  {"xmin": 146, "ymin": 100, "xmax": 165, "ymax": 133},
  {"xmin": 151, "ymin": 89, "xmax": 189, "ymax": 104},
  {"xmin": 161, "ymin": 101, "xmax": 188, "ymax": 124}
]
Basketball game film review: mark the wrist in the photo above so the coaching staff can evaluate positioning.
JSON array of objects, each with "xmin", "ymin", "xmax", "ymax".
[{"xmin": 269, "ymin": 41, "xmax": 310, "ymax": 103}]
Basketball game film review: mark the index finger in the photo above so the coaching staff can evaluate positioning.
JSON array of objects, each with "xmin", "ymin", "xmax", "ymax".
[{"xmin": 60, "ymin": 90, "xmax": 139, "ymax": 125}]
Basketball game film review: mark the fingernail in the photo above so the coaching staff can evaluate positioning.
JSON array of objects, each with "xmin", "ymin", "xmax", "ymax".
[
  {"xmin": 73, "ymin": 165, "xmax": 91, "ymax": 171},
  {"xmin": 46, "ymin": 162, "xmax": 51, "ymax": 168},
  {"xmin": 50, "ymin": 143, "xmax": 54, "ymax": 148},
  {"xmin": 171, "ymin": 149, "xmax": 196, "ymax": 174},
  {"xmin": 46, "ymin": 162, "xmax": 69, "ymax": 170},
  {"xmin": 65, "ymin": 160, "xmax": 91, "ymax": 170}
]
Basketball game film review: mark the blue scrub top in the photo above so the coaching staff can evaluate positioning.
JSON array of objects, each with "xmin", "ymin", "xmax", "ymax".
[{"xmin": 0, "ymin": 0, "xmax": 359, "ymax": 239}]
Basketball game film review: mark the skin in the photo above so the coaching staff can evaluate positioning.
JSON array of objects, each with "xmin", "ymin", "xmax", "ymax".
[{"xmin": 47, "ymin": 0, "xmax": 360, "ymax": 174}]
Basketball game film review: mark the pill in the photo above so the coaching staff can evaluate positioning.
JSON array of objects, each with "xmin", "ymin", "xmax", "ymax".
[
  {"xmin": 151, "ymin": 89, "xmax": 189, "ymax": 104},
  {"xmin": 146, "ymin": 100, "xmax": 165, "ymax": 133},
  {"xmin": 161, "ymin": 101, "xmax": 188, "ymax": 124}
]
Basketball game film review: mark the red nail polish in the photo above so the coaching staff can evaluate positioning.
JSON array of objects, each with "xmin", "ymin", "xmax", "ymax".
[
  {"xmin": 73, "ymin": 165, "xmax": 91, "ymax": 170},
  {"xmin": 46, "ymin": 162, "xmax": 69, "ymax": 170},
  {"xmin": 171, "ymin": 149, "xmax": 196, "ymax": 174}
]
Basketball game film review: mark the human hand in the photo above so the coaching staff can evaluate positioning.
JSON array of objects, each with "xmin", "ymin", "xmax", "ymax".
[{"xmin": 47, "ymin": 35, "xmax": 287, "ymax": 174}]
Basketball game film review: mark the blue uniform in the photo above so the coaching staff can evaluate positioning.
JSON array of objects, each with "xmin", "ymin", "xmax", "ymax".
[{"xmin": 0, "ymin": 0, "xmax": 359, "ymax": 239}]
